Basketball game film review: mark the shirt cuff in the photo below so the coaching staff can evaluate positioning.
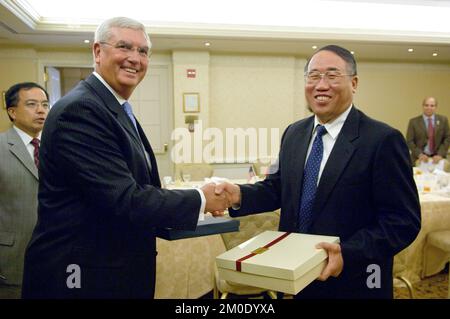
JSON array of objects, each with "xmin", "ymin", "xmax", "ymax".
[
  {"xmin": 231, "ymin": 185, "xmax": 242, "ymax": 210},
  {"xmin": 195, "ymin": 188, "xmax": 206, "ymax": 217}
]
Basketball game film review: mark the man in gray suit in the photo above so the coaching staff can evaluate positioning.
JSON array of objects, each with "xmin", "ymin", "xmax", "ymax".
[
  {"xmin": 0, "ymin": 82, "xmax": 49, "ymax": 298},
  {"xmin": 406, "ymin": 96, "xmax": 450, "ymax": 165}
]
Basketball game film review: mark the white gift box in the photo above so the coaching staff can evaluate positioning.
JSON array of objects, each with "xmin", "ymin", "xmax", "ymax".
[{"xmin": 216, "ymin": 230, "xmax": 340, "ymax": 294}]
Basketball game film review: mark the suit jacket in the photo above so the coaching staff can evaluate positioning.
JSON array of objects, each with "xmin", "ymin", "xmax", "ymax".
[
  {"xmin": 406, "ymin": 114, "xmax": 450, "ymax": 163},
  {"xmin": 229, "ymin": 107, "xmax": 421, "ymax": 299},
  {"xmin": 22, "ymin": 74, "xmax": 200, "ymax": 299},
  {"xmin": 0, "ymin": 128, "xmax": 38, "ymax": 287}
]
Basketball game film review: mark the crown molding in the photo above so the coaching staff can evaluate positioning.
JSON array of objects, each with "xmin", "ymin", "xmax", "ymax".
[
  {"xmin": 2, "ymin": 1, "xmax": 449, "ymax": 45},
  {"xmin": 1, "ymin": 0, "xmax": 38, "ymax": 29}
]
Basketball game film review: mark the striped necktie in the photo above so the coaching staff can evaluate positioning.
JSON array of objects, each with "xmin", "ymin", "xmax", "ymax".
[
  {"xmin": 30, "ymin": 137, "xmax": 40, "ymax": 169},
  {"xmin": 427, "ymin": 117, "xmax": 435, "ymax": 154}
]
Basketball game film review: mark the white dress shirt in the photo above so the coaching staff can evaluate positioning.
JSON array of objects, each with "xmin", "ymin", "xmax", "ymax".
[
  {"xmin": 305, "ymin": 105, "xmax": 353, "ymax": 185},
  {"xmin": 13, "ymin": 126, "xmax": 41, "ymax": 162}
]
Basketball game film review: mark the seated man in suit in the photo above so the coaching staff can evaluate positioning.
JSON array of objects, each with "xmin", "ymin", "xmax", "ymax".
[
  {"xmin": 406, "ymin": 97, "xmax": 450, "ymax": 165},
  {"xmin": 0, "ymin": 82, "xmax": 49, "ymax": 298}
]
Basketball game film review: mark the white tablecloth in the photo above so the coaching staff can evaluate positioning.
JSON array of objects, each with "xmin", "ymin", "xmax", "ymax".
[{"xmin": 394, "ymin": 193, "xmax": 450, "ymax": 283}]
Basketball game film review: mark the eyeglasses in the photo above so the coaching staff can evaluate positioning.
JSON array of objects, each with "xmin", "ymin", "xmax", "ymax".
[
  {"xmin": 304, "ymin": 70, "xmax": 354, "ymax": 85},
  {"xmin": 100, "ymin": 41, "xmax": 151, "ymax": 59},
  {"xmin": 24, "ymin": 100, "xmax": 50, "ymax": 110}
]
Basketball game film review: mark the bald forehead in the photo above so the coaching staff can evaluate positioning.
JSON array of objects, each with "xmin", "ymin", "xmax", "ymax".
[{"xmin": 423, "ymin": 97, "xmax": 437, "ymax": 106}]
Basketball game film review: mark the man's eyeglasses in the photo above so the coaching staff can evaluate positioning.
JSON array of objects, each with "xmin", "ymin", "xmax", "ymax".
[
  {"xmin": 24, "ymin": 100, "xmax": 50, "ymax": 110},
  {"xmin": 304, "ymin": 70, "xmax": 354, "ymax": 85},
  {"xmin": 100, "ymin": 41, "xmax": 151, "ymax": 59}
]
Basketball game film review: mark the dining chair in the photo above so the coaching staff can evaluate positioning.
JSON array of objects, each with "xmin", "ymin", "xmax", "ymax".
[{"xmin": 426, "ymin": 230, "xmax": 450, "ymax": 298}]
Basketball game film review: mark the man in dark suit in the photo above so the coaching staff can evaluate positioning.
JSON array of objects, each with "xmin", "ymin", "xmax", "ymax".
[
  {"xmin": 216, "ymin": 45, "xmax": 421, "ymax": 298},
  {"xmin": 0, "ymin": 82, "xmax": 49, "ymax": 298},
  {"xmin": 22, "ymin": 17, "xmax": 228, "ymax": 299},
  {"xmin": 406, "ymin": 97, "xmax": 450, "ymax": 165}
]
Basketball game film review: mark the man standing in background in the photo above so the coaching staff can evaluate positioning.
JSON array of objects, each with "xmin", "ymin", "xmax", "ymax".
[
  {"xmin": 406, "ymin": 96, "xmax": 450, "ymax": 165},
  {"xmin": 0, "ymin": 82, "xmax": 49, "ymax": 298}
]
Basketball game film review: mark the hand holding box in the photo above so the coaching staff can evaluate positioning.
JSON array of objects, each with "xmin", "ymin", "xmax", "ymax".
[{"xmin": 216, "ymin": 230, "xmax": 340, "ymax": 294}]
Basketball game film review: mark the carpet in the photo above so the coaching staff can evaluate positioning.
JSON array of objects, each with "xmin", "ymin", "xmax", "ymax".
[{"xmin": 394, "ymin": 271, "xmax": 448, "ymax": 299}]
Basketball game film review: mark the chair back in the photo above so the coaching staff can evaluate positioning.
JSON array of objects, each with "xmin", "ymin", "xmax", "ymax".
[{"xmin": 221, "ymin": 210, "xmax": 280, "ymax": 250}]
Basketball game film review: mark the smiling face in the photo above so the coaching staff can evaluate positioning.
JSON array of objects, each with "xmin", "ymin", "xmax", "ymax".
[
  {"xmin": 305, "ymin": 50, "xmax": 358, "ymax": 124},
  {"xmin": 7, "ymin": 87, "xmax": 49, "ymax": 137},
  {"xmin": 94, "ymin": 27, "xmax": 149, "ymax": 99}
]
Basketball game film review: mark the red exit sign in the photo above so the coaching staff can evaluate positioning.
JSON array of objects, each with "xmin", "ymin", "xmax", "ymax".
[{"xmin": 187, "ymin": 69, "xmax": 196, "ymax": 78}]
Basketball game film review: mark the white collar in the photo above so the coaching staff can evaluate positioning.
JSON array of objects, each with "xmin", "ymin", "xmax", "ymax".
[
  {"xmin": 93, "ymin": 72, "xmax": 127, "ymax": 105},
  {"xmin": 422, "ymin": 114, "xmax": 435, "ymax": 121},
  {"xmin": 313, "ymin": 104, "xmax": 353, "ymax": 140},
  {"xmin": 13, "ymin": 125, "xmax": 41, "ymax": 145}
]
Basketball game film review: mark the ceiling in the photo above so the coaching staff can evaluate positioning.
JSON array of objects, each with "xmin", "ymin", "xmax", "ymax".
[{"xmin": 0, "ymin": 0, "xmax": 449, "ymax": 63}]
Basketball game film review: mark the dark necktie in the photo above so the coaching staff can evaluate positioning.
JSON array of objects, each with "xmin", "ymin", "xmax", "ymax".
[
  {"xmin": 428, "ymin": 117, "xmax": 435, "ymax": 155},
  {"xmin": 30, "ymin": 138, "xmax": 40, "ymax": 169},
  {"xmin": 122, "ymin": 101, "xmax": 152, "ymax": 171},
  {"xmin": 298, "ymin": 125, "xmax": 327, "ymax": 233}
]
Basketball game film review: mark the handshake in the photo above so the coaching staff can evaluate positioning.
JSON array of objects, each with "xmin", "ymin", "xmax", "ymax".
[{"xmin": 200, "ymin": 182, "xmax": 241, "ymax": 215}]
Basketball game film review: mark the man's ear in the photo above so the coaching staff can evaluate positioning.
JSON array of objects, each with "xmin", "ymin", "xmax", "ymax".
[
  {"xmin": 7, "ymin": 107, "xmax": 16, "ymax": 121},
  {"xmin": 352, "ymin": 76, "xmax": 358, "ymax": 94},
  {"xmin": 93, "ymin": 43, "xmax": 101, "ymax": 65}
]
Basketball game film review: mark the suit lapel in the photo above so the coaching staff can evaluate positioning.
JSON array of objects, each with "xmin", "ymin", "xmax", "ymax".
[
  {"xmin": 136, "ymin": 121, "xmax": 160, "ymax": 186},
  {"xmin": 291, "ymin": 118, "xmax": 315, "ymax": 215},
  {"xmin": 84, "ymin": 75, "xmax": 142, "ymax": 146},
  {"xmin": 7, "ymin": 128, "xmax": 38, "ymax": 180},
  {"xmin": 312, "ymin": 108, "xmax": 359, "ymax": 219},
  {"xmin": 84, "ymin": 74, "xmax": 157, "ymax": 183},
  {"xmin": 418, "ymin": 117, "xmax": 427, "ymax": 137},
  {"xmin": 434, "ymin": 115, "xmax": 443, "ymax": 145}
]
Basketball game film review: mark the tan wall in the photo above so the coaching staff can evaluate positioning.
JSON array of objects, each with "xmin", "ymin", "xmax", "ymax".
[
  {"xmin": 354, "ymin": 62, "xmax": 450, "ymax": 136},
  {"xmin": 210, "ymin": 54, "xmax": 298, "ymax": 133},
  {"xmin": 209, "ymin": 55, "xmax": 450, "ymax": 163},
  {"xmin": 1, "ymin": 47, "xmax": 450, "ymax": 164},
  {"xmin": 0, "ymin": 48, "xmax": 92, "ymax": 133},
  {"xmin": 209, "ymin": 56, "xmax": 450, "ymax": 140},
  {"xmin": 172, "ymin": 51, "xmax": 210, "ymax": 130},
  {"xmin": 210, "ymin": 54, "xmax": 305, "ymax": 162},
  {"xmin": 0, "ymin": 49, "xmax": 38, "ymax": 132}
]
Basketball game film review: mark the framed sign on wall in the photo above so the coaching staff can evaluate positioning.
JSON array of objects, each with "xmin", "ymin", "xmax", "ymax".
[{"xmin": 183, "ymin": 93, "xmax": 200, "ymax": 113}]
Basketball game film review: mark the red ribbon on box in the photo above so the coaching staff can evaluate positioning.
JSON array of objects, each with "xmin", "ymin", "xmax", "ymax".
[{"xmin": 235, "ymin": 232, "xmax": 291, "ymax": 272}]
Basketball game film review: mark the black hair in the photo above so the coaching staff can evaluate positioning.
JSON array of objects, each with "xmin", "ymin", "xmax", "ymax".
[{"xmin": 304, "ymin": 45, "xmax": 357, "ymax": 75}]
